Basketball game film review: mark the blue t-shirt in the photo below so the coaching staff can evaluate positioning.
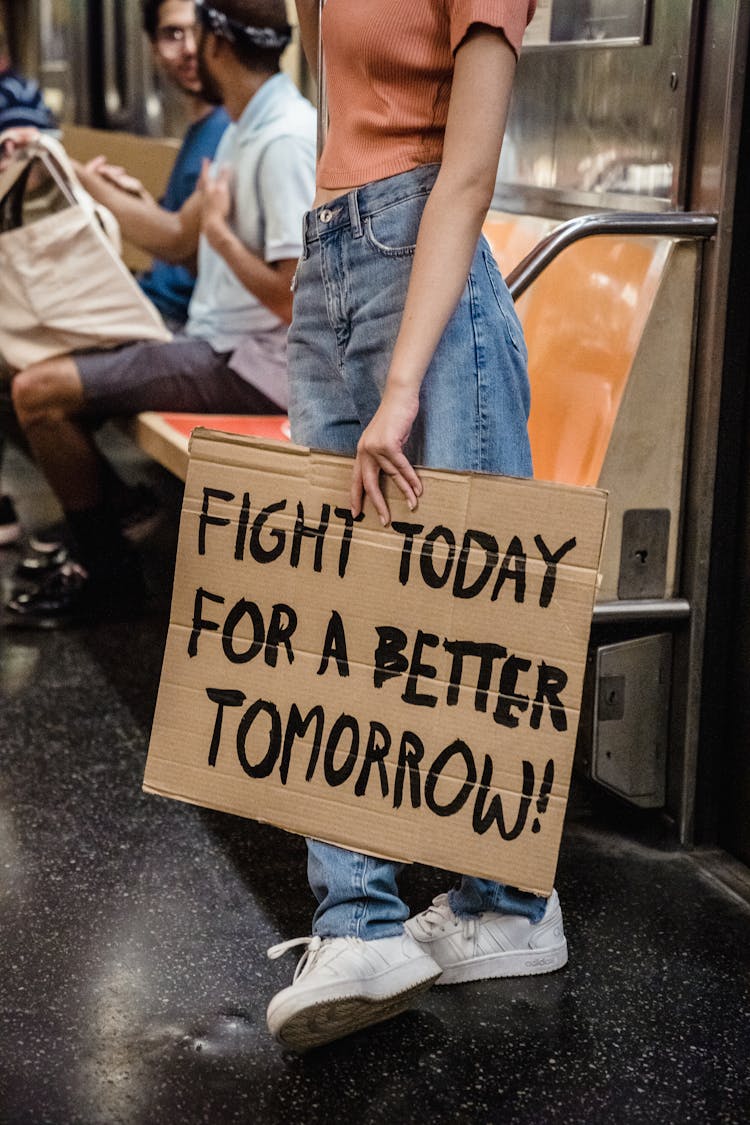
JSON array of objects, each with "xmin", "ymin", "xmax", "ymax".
[{"xmin": 139, "ymin": 106, "xmax": 230, "ymax": 325}]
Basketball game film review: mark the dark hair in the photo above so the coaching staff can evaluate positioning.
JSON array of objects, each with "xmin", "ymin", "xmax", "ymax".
[
  {"xmin": 207, "ymin": 1, "xmax": 289, "ymax": 74},
  {"xmin": 141, "ymin": 1, "xmax": 163, "ymax": 41}
]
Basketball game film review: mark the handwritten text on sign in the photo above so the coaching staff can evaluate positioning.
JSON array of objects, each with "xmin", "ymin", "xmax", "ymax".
[{"xmin": 145, "ymin": 434, "xmax": 606, "ymax": 894}]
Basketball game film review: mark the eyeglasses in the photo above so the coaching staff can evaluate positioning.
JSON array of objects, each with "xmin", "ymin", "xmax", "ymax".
[{"xmin": 155, "ymin": 24, "xmax": 199, "ymax": 54}]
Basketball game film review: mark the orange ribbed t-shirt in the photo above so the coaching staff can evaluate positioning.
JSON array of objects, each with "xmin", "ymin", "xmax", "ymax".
[{"xmin": 317, "ymin": 0, "xmax": 537, "ymax": 188}]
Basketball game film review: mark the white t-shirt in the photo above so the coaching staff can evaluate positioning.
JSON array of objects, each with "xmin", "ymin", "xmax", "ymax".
[{"xmin": 186, "ymin": 73, "xmax": 316, "ymax": 406}]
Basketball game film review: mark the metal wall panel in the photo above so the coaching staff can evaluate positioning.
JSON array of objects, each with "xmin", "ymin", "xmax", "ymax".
[{"xmin": 495, "ymin": 1, "xmax": 698, "ymax": 214}]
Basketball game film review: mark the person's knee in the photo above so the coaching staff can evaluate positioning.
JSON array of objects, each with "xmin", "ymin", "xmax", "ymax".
[{"xmin": 11, "ymin": 359, "xmax": 82, "ymax": 429}]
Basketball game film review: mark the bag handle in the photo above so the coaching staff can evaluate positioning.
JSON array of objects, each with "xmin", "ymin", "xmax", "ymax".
[
  {"xmin": 0, "ymin": 130, "xmax": 122, "ymax": 250},
  {"xmin": 21, "ymin": 133, "xmax": 90, "ymax": 210}
]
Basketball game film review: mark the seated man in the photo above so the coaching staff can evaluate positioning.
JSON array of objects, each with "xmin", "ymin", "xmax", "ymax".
[
  {"xmin": 0, "ymin": 0, "xmax": 229, "ymax": 550},
  {"xmin": 134, "ymin": 0, "xmax": 230, "ymax": 328},
  {"xmin": 0, "ymin": 17, "xmax": 58, "ymax": 545},
  {"xmin": 4, "ymin": 0, "xmax": 316, "ymax": 628}
]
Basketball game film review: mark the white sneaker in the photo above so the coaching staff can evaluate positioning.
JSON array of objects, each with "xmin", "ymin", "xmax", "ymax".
[
  {"xmin": 405, "ymin": 890, "xmax": 568, "ymax": 985},
  {"xmin": 266, "ymin": 931, "xmax": 441, "ymax": 1052}
]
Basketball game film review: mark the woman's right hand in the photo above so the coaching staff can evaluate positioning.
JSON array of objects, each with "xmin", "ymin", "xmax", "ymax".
[{"xmin": 351, "ymin": 381, "xmax": 423, "ymax": 525}]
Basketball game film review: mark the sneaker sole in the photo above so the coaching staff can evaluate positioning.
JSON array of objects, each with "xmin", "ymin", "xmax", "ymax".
[
  {"xmin": 270, "ymin": 971, "xmax": 440, "ymax": 1052},
  {"xmin": 434, "ymin": 940, "xmax": 568, "ymax": 986}
]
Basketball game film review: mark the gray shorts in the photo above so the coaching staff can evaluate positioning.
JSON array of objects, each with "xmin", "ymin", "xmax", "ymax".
[{"xmin": 75, "ymin": 336, "xmax": 279, "ymax": 419}]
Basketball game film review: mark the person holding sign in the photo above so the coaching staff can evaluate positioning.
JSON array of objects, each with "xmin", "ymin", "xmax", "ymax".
[{"xmin": 266, "ymin": 0, "xmax": 568, "ymax": 1052}]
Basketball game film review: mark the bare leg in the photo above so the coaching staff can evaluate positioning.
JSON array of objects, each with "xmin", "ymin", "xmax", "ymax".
[
  {"xmin": 7, "ymin": 357, "xmax": 144, "ymax": 625},
  {"xmin": 11, "ymin": 356, "xmax": 105, "ymax": 511}
]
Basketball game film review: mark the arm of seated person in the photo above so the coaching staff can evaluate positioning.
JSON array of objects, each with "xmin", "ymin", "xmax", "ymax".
[
  {"xmin": 74, "ymin": 157, "xmax": 201, "ymax": 264},
  {"xmin": 84, "ymin": 156, "xmax": 155, "ymax": 205},
  {"xmin": 199, "ymin": 161, "xmax": 296, "ymax": 324}
]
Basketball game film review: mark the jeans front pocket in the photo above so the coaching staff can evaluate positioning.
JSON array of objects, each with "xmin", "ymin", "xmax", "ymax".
[{"xmin": 363, "ymin": 191, "xmax": 429, "ymax": 257}]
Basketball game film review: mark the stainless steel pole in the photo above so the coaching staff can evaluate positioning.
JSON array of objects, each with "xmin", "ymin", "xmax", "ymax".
[{"xmin": 316, "ymin": 0, "xmax": 327, "ymax": 159}]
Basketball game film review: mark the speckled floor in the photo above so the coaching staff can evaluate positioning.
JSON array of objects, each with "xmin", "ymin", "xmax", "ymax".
[{"xmin": 1, "ymin": 436, "xmax": 749, "ymax": 1125}]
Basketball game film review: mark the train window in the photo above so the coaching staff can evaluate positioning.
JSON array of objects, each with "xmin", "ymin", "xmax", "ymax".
[{"xmin": 526, "ymin": 0, "xmax": 651, "ymax": 48}]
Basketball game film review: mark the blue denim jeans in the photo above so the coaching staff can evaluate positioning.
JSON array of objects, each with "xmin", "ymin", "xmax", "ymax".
[{"xmin": 287, "ymin": 164, "xmax": 545, "ymax": 939}]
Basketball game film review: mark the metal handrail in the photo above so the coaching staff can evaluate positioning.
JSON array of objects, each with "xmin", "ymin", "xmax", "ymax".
[
  {"xmin": 506, "ymin": 211, "xmax": 718, "ymax": 300},
  {"xmin": 592, "ymin": 598, "xmax": 691, "ymax": 625}
]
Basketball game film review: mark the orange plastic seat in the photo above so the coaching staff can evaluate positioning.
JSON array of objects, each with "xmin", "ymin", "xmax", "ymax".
[
  {"xmin": 484, "ymin": 212, "xmax": 671, "ymax": 486},
  {"xmin": 517, "ymin": 234, "xmax": 670, "ymax": 486},
  {"xmin": 482, "ymin": 212, "xmax": 557, "ymax": 276},
  {"xmin": 157, "ymin": 412, "xmax": 290, "ymax": 444}
]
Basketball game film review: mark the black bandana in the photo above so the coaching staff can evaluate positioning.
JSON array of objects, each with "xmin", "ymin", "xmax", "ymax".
[{"xmin": 195, "ymin": 1, "xmax": 292, "ymax": 51}]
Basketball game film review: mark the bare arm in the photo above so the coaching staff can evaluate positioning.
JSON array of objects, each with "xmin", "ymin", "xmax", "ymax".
[
  {"xmin": 199, "ymin": 161, "xmax": 296, "ymax": 322},
  {"xmin": 294, "ymin": 0, "xmax": 320, "ymax": 76},
  {"xmin": 74, "ymin": 159, "xmax": 201, "ymax": 263},
  {"xmin": 84, "ymin": 157, "xmax": 156, "ymax": 205},
  {"xmin": 351, "ymin": 27, "xmax": 518, "ymax": 523}
]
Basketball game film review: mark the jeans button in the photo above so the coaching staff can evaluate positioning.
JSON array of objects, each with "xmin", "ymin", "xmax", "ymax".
[{"xmin": 319, "ymin": 208, "xmax": 334, "ymax": 223}]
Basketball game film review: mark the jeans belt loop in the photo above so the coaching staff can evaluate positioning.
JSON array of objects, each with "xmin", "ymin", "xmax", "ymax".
[{"xmin": 347, "ymin": 188, "xmax": 363, "ymax": 239}]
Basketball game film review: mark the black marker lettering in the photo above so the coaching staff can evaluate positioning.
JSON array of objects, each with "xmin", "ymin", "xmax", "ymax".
[
  {"xmin": 452, "ymin": 529, "xmax": 499, "ymax": 599},
  {"xmin": 443, "ymin": 639, "xmax": 507, "ymax": 709},
  {"xmin": 290, "ymin": 501, "xmax": 330, "ymax": 572},
  {"xmin": 222, "ymin": 599, "xmax": 265, "ymax": 665},
  {"xmin": 236, "ymin": 699, "xmax": 281, "ymax": 778},
  {"xmin": 334, "ymin": 506, "xmax": 364, "ymax": 578},
  {"xmin": 354, "ymin": 722, "xmax": 391, "ymax": 798},
  {"xmin": 534, "ymin": 535, "xmax": 577, "ymax": 608},
  {"xmin": 234, "ymin": 491, "xmax": 251, "ymax": 560},
  {"xmin": 391, "ymin": 522, "xmax": 424, "ymax": 585},
  {"xmin": 491, "ymin": 535, "xmax": 527, "ymax": 603},
  {"xmin": 205, "ymin": 687, "xmax": 246, "ymax": 767},
  {"xmin": 419, "ymin": 525, "xmax": 456, "ymax": 589},
  {"xmin": 265, "ymin": 603, "xmax": 297, "ymax": 668},
  {"xmin": 494, "ymin": 655, "xmax": 532, "ymax": 728},
  {"xmin": 402, "ymin": 630, "xmax": 440, "ymax": 708},
  {"xmin": 199, "ymin": 487, "xmax": 233, "ymax": 555},
  {"xmin": 393, "ymin": 731, "xmax": 424, "ymax": 809},
  {"xmin": 472, "ymin": 756, "xmax": 534, "ymax": 839},
  {"xmin": 249, "ymin": 499, "xmax": 287, "ymax": 563},
  {"xmin": 530, "ymin": 662, "xmax": 568, "ymax": 731},
  {"xmin": 317, "ymin": 610, "xmax": 350, "ymax": 677},
  {"xmin": 424, "ymin": 740, "xmax": 477, "ymax": 818},
  {"xmin": 324, "ymin": 714, "xmax": 360, "ymax": 786},
  {"xmin": 373, "ymin": 626, "xmax": 409, "ymax": 688},
  {"xmin": 189, "ymin": 587, "xmax": 225, "ymax": 657}
]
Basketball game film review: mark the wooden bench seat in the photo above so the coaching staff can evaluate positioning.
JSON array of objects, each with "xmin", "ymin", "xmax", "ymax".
[{"xmin": 125, "ymin": 411, "xmax": 290, "ymax": 481}]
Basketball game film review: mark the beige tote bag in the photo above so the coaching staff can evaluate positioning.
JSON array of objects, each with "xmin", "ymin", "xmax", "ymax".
[{"xmin": 0, "ymin": 132, "xmax": 171, "ymax": 371}]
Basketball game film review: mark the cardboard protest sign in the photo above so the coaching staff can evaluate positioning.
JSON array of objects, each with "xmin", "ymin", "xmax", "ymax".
[{"xmin": 144, "ymin": 430, "xmax": 607, "ymax": 896}]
